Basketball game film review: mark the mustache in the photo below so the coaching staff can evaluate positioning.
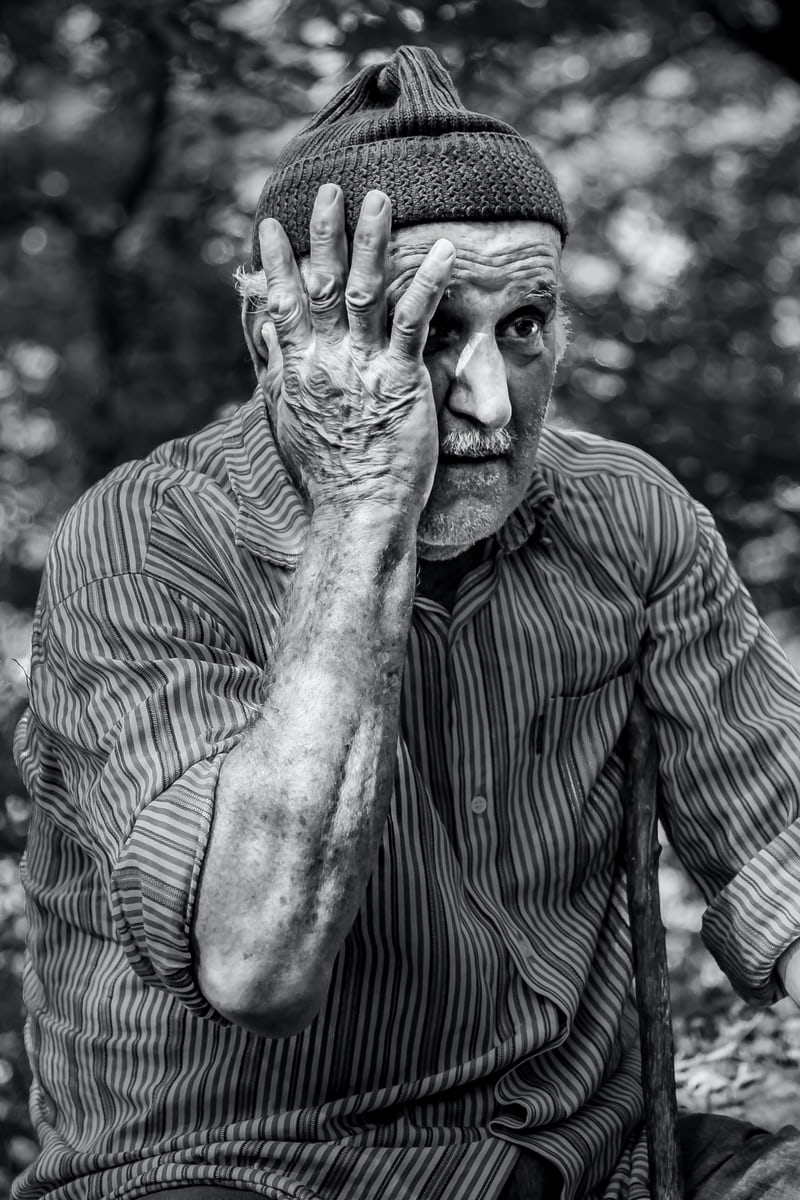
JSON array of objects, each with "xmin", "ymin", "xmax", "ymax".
[{"xmin": 439, "ymin": 428, "xmax": 515, "ymax": 458}]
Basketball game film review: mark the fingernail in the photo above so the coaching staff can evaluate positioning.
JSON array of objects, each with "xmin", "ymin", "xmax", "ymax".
[
  {"xmin": 362, "ymin": 191, "xmax": 387, "ymax": 217},
  {"xmin": 259, "ymin": 218, "xmax": 279, "ymax": 237},
  {"xmin": 431, "ymin": 238, "xmax": 455, "ymax": 262},
  {"xmin": 317, "ymin": 183, "xmax": 340, "ymax": 208}
]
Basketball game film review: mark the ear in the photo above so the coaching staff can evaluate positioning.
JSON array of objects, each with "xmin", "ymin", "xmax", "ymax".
[{"xmin": 241, "ymin": 301, "xmax": 284, "ymax": 400}]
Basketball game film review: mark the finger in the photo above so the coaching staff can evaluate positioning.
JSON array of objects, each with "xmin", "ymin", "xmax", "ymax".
[
  {"xmin": 388, "ymin": 239, "xmax": 455, "ymax": 361},
  {"xmin": 307, "ymin": 183, "xmax": 348, "ymax": 343},
  {"xmin": 260, "ymin": 320, "xmax": 284, "ymax": 396},
  {"xmin": 259, "ymin": 218, "xmax": 312, "ymax": 356},
  {"xmin": 345, "ymin": 191, "xmax": 391, "ymax": 355}
]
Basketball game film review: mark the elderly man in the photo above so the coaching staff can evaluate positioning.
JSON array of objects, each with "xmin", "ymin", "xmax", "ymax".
[{"xmin": 13, "ymin": 44, "xmax": 800, "ymax": 1200}]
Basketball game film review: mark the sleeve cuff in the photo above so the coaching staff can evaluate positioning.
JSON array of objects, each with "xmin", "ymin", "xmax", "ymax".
[
  {"xmin": 702, "ymin": 820, "xmax": 800, "ymax": 1006},
  {"xmin": 110, "ymin": 739, "xmax": 242, "ymax": 1022}
]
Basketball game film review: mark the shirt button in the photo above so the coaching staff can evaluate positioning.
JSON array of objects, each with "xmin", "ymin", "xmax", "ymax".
[{"xmin": 470, "ymin": 795, "xmax": 488, "ymax": 814}]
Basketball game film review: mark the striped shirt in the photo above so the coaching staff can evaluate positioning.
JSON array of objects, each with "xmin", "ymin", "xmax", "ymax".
[{"xmin": 13, "ymin": 391, "xmax": 800, "ymax": 1200}]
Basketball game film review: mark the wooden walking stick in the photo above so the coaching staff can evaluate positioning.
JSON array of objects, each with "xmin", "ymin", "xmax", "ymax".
[{"xmin": 622, "ymin": 694, "xmax": 684, "ymax": 1200}]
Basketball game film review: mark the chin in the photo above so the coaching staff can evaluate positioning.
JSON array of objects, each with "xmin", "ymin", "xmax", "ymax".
[
  {"xmin": 417, "ymin": 541, "xmax": 470, "ymax": 562},
  {"xmin": 416, "ymin": 497, "xmax": 511, "ymax": 561}
]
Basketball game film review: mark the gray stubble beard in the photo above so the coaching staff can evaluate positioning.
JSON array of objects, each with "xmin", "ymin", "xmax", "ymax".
[{"xmin": 416, "ymin": 422, "xmax": 544, "ymax": 561}]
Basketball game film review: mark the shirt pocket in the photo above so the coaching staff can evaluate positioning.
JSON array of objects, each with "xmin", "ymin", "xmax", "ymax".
[{"xmin": 531, "ymin": 671, "xmax": 634, "ymax": 875}]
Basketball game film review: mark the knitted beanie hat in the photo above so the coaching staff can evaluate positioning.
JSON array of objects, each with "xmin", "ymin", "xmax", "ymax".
[{"xmin": 251, "ymin": 45, "xmax": 567, "ymax": 266}]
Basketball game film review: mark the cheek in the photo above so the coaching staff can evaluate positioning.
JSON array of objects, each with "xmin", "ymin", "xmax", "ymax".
[{"xmin": 507, "ymin": 354, "xmax": 555, "ymax": 408}]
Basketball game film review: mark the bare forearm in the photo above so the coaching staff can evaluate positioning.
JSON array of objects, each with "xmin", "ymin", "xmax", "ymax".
[
  {"xmin": 194, "ymin": 184, "xmax": 453, "ymax": 1035},
  {"xmin": 193, "ymin": 506, "xmax": 417, "ymax": 1035}
]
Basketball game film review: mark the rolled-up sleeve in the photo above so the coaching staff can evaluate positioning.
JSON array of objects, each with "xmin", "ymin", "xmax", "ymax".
[
  {"xmin": 23, "ymin": 569, "xmax": 267, "ymax": 1019},
  {"xmin": 638, "ymin": 488, "xmax": 800, "ymax": 1005}
]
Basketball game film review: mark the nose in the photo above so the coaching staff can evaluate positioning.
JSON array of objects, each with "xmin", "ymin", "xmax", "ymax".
[{"xmin": 446, "ymin": 332, "xmax": 512, "ymax": 429}]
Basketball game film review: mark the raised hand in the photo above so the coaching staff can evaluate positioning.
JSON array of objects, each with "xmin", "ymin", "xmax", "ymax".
[{"xmin": 258, "ymin": 184, "xmax": 455, "ymax": 520}]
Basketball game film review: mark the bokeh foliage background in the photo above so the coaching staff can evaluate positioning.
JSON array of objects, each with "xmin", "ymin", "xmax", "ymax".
[{"xmin": 1, "ymin": 0, "xmax": 799, "ymax": 1190}]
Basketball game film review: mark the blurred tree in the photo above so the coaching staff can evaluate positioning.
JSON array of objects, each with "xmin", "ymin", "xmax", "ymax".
[{"xmin": 1, "ymin": 0, "xmax": 799, "ymax": 1188}]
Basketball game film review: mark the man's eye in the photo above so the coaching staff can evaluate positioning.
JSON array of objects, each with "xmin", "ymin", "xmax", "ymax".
[{"xmin": 504, "ymin": 314, "xmax": 542, "ymax": 340}]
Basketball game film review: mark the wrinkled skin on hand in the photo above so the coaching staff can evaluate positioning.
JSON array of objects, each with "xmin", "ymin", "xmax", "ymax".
[
  {"xmin": 257, "ymin": 186, "xmax": 455, "ymax": 518},
  {"xmin": 275, "ymin": 333, "xmax": 436, "ymax": 512}
]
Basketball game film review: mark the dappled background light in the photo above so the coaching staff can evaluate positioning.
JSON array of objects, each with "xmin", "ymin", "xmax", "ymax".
[{"xmin": 1, "ymin": 0, "xmax": 800, "ymax": 1181}]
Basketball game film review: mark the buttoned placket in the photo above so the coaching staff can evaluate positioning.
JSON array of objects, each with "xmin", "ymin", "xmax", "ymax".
[
  {"xmin": 444, "ymin": 546, "xmax": 581, "ymax": 1043},
  {"xmin": 444, "ymin": 553, "xmax": 546, "ymax": 985}
]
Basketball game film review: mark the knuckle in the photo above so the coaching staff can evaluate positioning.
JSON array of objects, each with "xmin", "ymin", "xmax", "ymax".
[
  {"xmin": 344, "ymin": 281, "xmax": 377, "ymax": 313},
  {"xmin": 352, "ymin": 225, "xmax": 383, "ymax": 253},
  {"xmin": 391, "ymin": 296, "xmax": 421, "ymax": 331},
  {"xmin": 306, "ymin": 270, "xmax": 340, "ymax": 308},
  {"xmin": 410, "ymin": 267, "xmax": 440, "ymax": 295},
  {"xmin": 267, "ymin": 291, "xmax": 300, "ymax": 327},
  {"xmin": 390, "ymin": 313, "xmax": 417, "ymax": 342},
  {"xmin": 309, "ymin": 213, "xmax": 336, "ymax": 242}
]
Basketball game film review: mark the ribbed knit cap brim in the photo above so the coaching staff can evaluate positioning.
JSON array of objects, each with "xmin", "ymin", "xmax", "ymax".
[{"xmin": 251, "ymin": 46, "xmax": 568, "ymax": 266}]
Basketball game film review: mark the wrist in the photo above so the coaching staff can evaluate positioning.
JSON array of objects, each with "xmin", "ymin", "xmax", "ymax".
[{"xmin": 310, "ymin": 492, "xmax": 421, "ymax": 544}]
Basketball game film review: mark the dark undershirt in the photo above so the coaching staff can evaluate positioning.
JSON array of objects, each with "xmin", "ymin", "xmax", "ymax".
[{"xmin": 416, "ymin": 540, "xmax": 491, "ymax": 611}]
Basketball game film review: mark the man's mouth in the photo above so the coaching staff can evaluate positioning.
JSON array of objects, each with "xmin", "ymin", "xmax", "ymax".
[{"xmin": 439, "ymin": 452, "xmax": 503, "ymax": 464}]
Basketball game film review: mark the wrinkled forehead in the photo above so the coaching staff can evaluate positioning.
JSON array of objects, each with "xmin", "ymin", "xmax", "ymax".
[{"xmin": 386, "ymin": 219, "xmax": 562, "ymax": 300}]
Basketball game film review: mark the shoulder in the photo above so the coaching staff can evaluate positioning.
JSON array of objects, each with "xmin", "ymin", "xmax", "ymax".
[
  {"xmin": 538, "ymin": 422, "xmax": 692, "ymax": 504},
  {"xmin": 535, "ymin": 423, "xmax": 704, "ymax": 597},
  {"xmin": 44, "ymin": 409, "xmax": 239, "ymax": 607},
  {"xmin": 537, "ymin": 422, "xmax": 698, "ymax": 534}
]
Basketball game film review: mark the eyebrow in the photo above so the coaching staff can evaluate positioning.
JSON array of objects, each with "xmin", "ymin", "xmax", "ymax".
[
  {"xmin": 434, "ymin": 280, "xmax": 561, "ymax": 307},
  {"xmin": 386, "ymin": 270, "xmax": 560, "ymax": 315},
  {"xmin": 517, "ymin": 283, "xmax": 558, "ymax": 306}
]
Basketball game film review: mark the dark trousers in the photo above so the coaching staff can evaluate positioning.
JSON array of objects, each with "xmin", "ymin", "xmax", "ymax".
[{"xmin": 141, "ymin": 1113, "xmax": 800, "ymax": 1198}]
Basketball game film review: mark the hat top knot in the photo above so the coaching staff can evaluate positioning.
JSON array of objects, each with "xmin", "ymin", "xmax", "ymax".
[
  {"xmin": 306, "ymin": 46, "xmax": 465, "ymax": 134},
  {"xmin": 375, "ymin": 59, "xmax": 401, "ymax": 102}
]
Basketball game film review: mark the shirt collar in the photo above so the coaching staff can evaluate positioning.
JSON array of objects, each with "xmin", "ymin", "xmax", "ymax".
[
  {"xmin": 496, "ymin": 470, "xmax": 556, "ymax": 553},
  {"xmin": 224, "ymin": 390, "xmax": 556, "ymax": 565}
]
